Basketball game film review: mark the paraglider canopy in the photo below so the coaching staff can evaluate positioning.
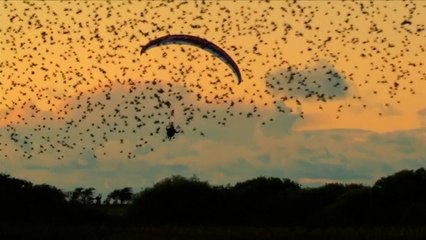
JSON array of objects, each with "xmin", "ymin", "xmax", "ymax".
[{"xmin": 140, "ymin": 34, "xmax": 242, "ymax": 84}]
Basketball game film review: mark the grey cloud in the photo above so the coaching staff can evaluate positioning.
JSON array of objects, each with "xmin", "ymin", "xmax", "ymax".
[
  {"xmin": 295, "ymin": 159, "xmax": 373, "ymax": 180},
  {"xmin": 266, "ymin": 59, "xmax": 349, "ymax": 102},
  {"xmin": 3, "ymin": 80, "xmax": 426, "ymax": 194}
]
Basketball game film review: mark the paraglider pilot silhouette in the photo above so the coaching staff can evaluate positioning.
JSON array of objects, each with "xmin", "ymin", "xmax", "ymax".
[{"xmin": 165, "ymin": 122, "xmax": 181, "ymax": 140}]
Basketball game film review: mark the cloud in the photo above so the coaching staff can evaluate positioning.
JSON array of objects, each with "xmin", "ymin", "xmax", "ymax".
[
  {"xmin": 3, "ymin": 99, "xmax": 426, "ymax": 194},
  {"xmin": 139, "ymin": 126, "xmax": 426, "ymax": 188},
  {"xmin": 0, "ymin": 75, "xmax": 298, "ymax": 193},
  {"xmin": 3, "ymin": 84, "xmax": 426, "ymax": 194},
  {"xmin": 418, "ymin": 108, "xmax": 426, "ymax": 127},
  {"xmin": 266, "ymin": 59, "xmax": 349, "ymax": 102}
]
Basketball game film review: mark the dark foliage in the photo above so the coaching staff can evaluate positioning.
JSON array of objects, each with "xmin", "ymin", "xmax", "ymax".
[
  {"xmin": 0, "ymin": 173, "xmax": 108, "ymax": 224},
  {"xmin": 372, "ymin": 168, "xmax": 426, "ymax": 225},
  {"xmin": 105, "ymin": 187, "xmax": 133, "ymax": 204},
  {"xmin": 128, "ymin": 175, "xmax": 213, "ymax": 224},
  {"xmin": 128, "ymin": 169, "xmax": 426, "ymax": 227},
  {"xmin": 2, "ymin": 168, "xmax": 426, "ymax": 228}
]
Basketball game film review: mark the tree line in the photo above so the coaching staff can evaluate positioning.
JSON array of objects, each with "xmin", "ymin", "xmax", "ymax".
[{"xmin": 1, "ymin": 168, "xmax": 426, "ymax": 226}]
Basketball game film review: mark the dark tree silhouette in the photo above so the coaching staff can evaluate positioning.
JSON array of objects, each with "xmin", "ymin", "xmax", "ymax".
[
  {"xmin": 3, "ymin": 169, "xmax": 426, "ymax": 227},
  {"xmin": 0, "ymin": 173, "xmax": 69, "ymax": 222},
  {"xmin": 68, "ymin": 187, "xmax": 96, "ymax": 205},
  {"xmin": 372, "ymin": 168, "xmax": 426, "ymax": 225},
  {"xmin": 129, "ymin": 175, "xmax": 212, "ymax": 224},
  {"xmin": 95, "ymin": 193, "xmax": 102, "ymax": 205},
  {"xmin": 105, "ymin": 187, "xmax": 133, "ymax": 204}
]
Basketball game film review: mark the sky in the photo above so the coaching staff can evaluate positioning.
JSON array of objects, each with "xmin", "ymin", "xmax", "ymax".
[{"xmin": 0, "ymin": 0, "xmax": 425, "ymax": 194}]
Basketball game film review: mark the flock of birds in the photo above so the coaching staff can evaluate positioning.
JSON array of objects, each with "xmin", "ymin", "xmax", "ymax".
[{"xmin": 0, "ymin": 0, "xmax": 424, "ymax": 161}]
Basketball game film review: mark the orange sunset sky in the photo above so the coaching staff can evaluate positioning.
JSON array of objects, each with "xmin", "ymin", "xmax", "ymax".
[{"xmin": 0, "ymin": 0, "xmax": 425, "ymax": 193}]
